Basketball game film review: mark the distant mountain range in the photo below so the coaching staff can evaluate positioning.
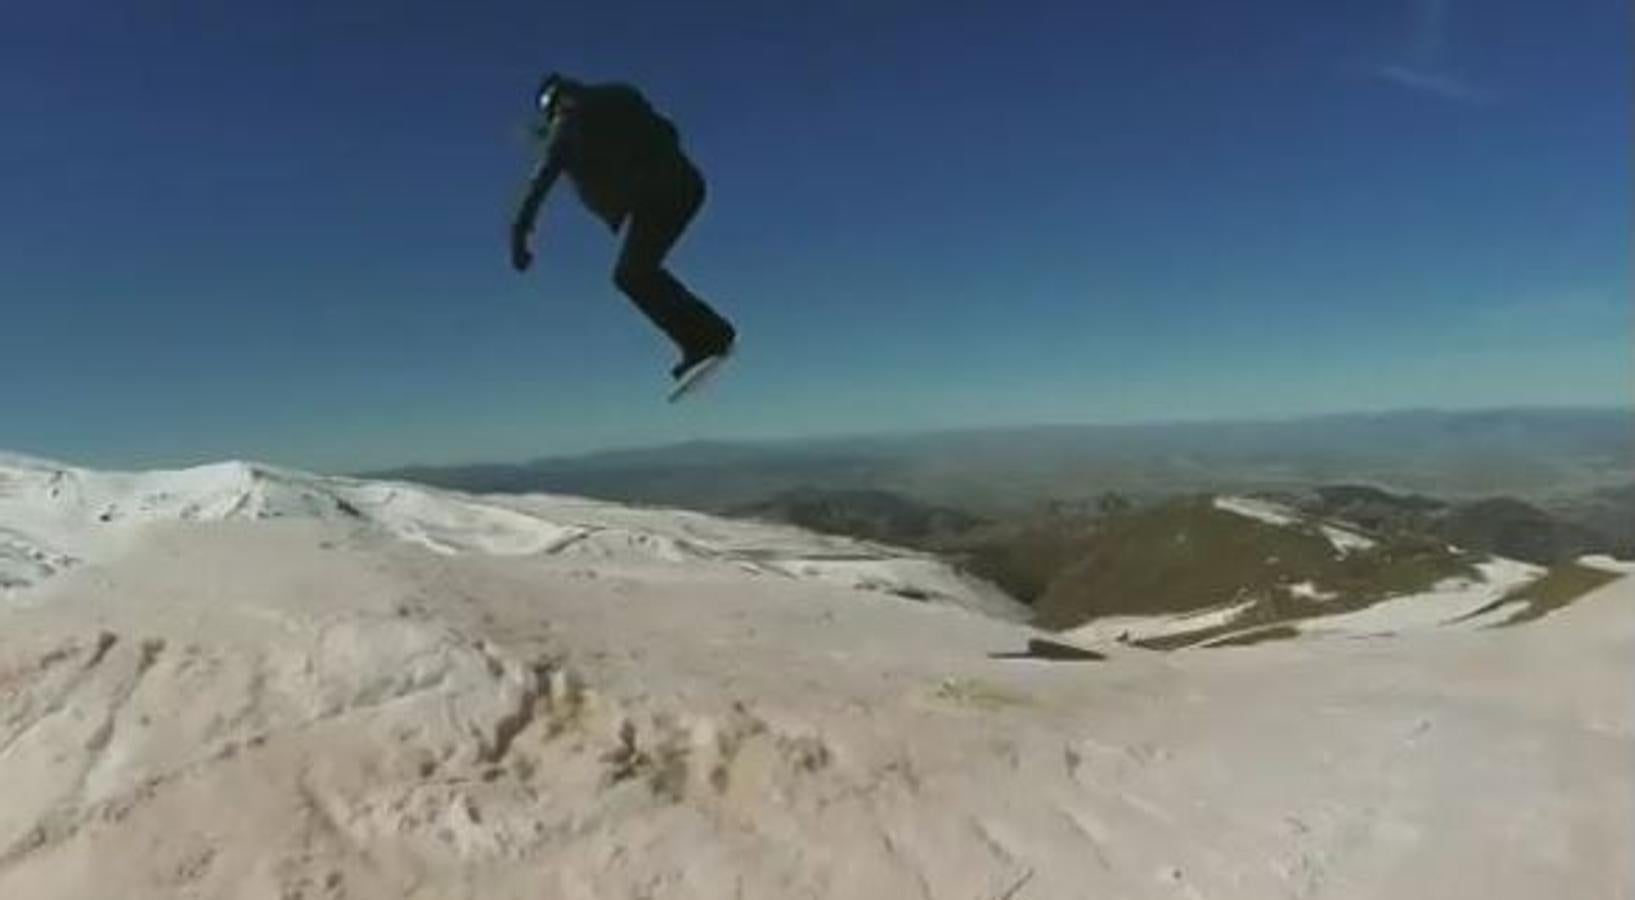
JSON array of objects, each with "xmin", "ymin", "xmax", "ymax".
[{"xmin": 369, "ymin": 407, "xmax": 1632, "ymax": 515}]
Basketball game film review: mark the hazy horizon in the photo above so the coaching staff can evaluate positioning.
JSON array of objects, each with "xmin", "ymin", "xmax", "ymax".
[
  {"xmin": 3, "ymin": 402, "xmax": 1629, "ymax": 475},
  {"xmin": 384, "ymin": 402, "xmax": 1635, "ymax": 471}
]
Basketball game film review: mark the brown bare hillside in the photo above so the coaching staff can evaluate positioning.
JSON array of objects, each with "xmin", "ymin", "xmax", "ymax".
[{"xmin": 1033, "ymin": 497, "xmax": 1477, "ymax": 630}]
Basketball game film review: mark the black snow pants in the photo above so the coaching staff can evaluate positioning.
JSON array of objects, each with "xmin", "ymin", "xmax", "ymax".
[{"xmin": 612, "ymin": 159, "xmax": 735, "ymax": 363}]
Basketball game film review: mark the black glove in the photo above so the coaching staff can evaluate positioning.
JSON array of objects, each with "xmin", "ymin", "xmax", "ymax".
[{"xmin": 510, "ymin": 230, "xmax": 534, "ymax": 273}]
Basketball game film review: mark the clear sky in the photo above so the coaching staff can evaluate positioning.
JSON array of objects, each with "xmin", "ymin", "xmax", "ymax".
[{"xmin": 3, "ymin": 0, "xmax": 1628, "ymax": 472}]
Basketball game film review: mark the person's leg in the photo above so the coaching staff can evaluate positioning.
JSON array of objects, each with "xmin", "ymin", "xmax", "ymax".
[{"xmin": 612, "ymin": 171, "xmax": 734, "ymax": 367}]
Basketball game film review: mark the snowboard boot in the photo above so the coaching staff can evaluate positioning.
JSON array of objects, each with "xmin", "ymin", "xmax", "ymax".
[{"xmin": 670, "ymin": 326, "xmax": 736, "ymax": 382}]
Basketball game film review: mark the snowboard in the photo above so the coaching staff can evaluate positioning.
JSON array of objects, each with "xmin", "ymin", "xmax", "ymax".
[{"xmin": 666, "ymin": 348, "xmax": 734, "ymax": 403}]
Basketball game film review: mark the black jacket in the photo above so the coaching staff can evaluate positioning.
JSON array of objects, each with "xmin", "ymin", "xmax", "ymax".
[{"xmin": 520, "ymin": 82, "xmax": 687, "ymax": 232}]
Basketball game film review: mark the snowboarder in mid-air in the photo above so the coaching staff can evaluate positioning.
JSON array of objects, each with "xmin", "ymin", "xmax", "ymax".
[{"xmin": 511, "ymin": 73, "xmax": 736, "ymax": 399}]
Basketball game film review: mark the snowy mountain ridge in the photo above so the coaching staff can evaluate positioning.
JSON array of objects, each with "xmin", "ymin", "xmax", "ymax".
[{"xmin": 0, "ymin": 455, "xmax": 1025, "ymax": 620}]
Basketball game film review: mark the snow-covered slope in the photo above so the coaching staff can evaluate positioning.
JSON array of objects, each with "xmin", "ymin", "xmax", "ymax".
[
  {"xmin": 0, "ymin": 455, "xmax": 1024, "ymax": 620},
  {"xmin": 0, "ymin": 457, "xmax": 1628, "ymax": 899},
  {"xmin": 1213, "ymin": 494, "xmax": 1381, "ymax": 558}
]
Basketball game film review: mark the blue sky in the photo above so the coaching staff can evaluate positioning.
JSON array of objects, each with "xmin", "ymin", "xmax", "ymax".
[{"xmin": 2, "ymin": 0, "xmax": 1628, "ymax": 472}]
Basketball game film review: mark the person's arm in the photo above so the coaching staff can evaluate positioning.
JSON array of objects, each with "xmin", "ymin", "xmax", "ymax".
[{"xmin": 509, "ymin": 123, "xmax": 568, "ymax": 272}]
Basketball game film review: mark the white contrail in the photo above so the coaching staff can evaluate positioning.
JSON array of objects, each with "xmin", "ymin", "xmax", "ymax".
[
  {"xmin": 1375, "ymin": 63, "xmax": 1491, "ymax": 103},
  {"xmin": 1375, "ymin": 0, "xmax": 1493, "ymax": 104}
]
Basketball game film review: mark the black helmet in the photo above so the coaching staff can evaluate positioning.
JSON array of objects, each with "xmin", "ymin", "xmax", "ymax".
[{"xmin": 534, "ymin": 72, "xmax": 571, "ymax": 116}]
